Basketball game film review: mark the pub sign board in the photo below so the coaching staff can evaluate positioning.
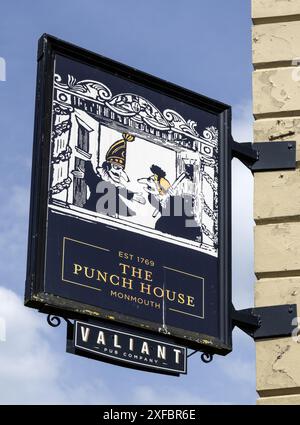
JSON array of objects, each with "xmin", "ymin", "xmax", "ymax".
[
  {"xmin": 67, "ymin": 320, "xmax": 187, "ymax": 376},
  {"xmin": 25, "ymin": 34, "xmax": 232, "ymax": 355}
]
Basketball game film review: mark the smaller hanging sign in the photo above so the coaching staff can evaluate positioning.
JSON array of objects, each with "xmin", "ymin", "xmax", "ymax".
[{"xmin": 67, "ymin": 320, "xmax": 187, "ymax": 375}]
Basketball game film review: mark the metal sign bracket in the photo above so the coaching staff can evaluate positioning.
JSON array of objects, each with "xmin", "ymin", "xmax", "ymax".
[
  {"xmin": 231, "ymin": 304, "xmax": 297, "ymax": 340},
  {"xmin": 231, "ymin": 139, "xmax": 296, "ymax": 172}
]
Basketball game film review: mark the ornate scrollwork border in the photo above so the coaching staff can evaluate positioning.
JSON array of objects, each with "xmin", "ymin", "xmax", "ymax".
[{"xmin": 54, "ymin": 74, "xmax": 218, "ymax": 147}]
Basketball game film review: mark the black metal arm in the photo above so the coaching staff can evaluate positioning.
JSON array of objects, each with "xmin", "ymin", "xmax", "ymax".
[
  {"xmin": 231, "ymin": 304, "xmax": 297, "ymax": 340},
  {"xmin": 231, "ymin": 139, "xmax": 296, "ymax": 172}
]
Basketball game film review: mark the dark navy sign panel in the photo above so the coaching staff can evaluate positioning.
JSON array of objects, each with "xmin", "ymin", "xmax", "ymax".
[
  {"xmin": 67, "ymin": 320, "xmax": 187, "ymax": 374},
  {"xmin": 46, "ymin": 210, "xmax": 215, "ymax": 336},
  {"xmin": 25, "ymin": 35, "xmax": 232, "ymax": 355}
]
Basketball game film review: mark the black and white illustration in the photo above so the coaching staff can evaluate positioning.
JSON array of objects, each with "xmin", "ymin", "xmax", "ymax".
[{"xmin": 49, "ymin": 72, "xmax": 219, "ymax": 256}]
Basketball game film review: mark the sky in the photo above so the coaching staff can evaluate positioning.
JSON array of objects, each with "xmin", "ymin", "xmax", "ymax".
[{"xmin": 0, "ymin": 0, "xmax": 255, "ymax": 404}]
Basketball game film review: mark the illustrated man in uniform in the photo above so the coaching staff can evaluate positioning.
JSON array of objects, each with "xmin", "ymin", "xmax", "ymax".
[{"xmin": 75, "ymin": 132, "xmax": 145, "ymax": 217}]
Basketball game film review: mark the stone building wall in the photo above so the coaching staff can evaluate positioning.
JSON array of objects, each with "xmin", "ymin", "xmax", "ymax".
[{"xmin": 252, "ymin": 0, "xmax": 300, "ymax": 405}]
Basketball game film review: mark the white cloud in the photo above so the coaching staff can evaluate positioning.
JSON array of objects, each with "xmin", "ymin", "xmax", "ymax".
[
  {"xmin": 220, "ymin": 356, "xmax": 254, "ymax": 385},
  {"xmin": 7, "ymin": 185, "xmax": 30, "ymax": 219},
  {"xmin": 0, "ymin": 286, "xmax": 116, "ymax": 404},
  {"xmin": 131, "ymin": 385, "xmax": 226, "ymax": 405},
  {"xmin": 231, "ymin": 100, "xmax": 255, "ymax": 309},
  {"xmin": 0, "ymin": 184, "xmax": 30, "ymax": 291},
  {"xmin": 232, "ymin": 100, "xmax": 253, "ymax": 143}
]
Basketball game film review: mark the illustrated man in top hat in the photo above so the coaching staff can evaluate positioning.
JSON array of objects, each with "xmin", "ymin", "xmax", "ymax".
[{"xmin": 77, "ymin": 132, "xmax": 145, "ymax": 217}]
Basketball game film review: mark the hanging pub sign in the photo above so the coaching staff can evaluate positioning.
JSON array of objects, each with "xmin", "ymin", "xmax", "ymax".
[{"xmin": 25, "ymin": 34, "xmax": 232, "ymax": 357}]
